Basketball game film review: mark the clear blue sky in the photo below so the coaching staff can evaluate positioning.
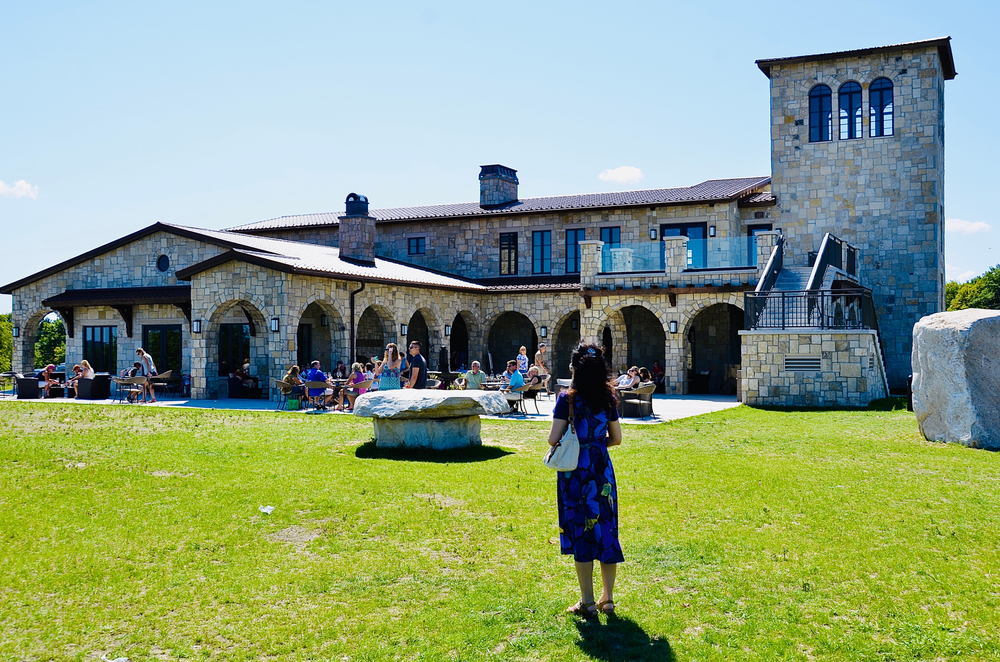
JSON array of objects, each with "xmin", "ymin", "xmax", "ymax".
[{"xmin": 3, "ymin": 0, "xmax": 998, "ymax": 314}]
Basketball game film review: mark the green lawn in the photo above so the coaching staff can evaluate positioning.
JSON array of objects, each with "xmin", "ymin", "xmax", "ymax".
[{"xmin": 1, "ymin": 401, "xmax": 999, "ymax": 661}]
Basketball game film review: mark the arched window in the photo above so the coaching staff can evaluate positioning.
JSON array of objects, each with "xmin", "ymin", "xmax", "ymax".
[
  {"xmin": 870, "ymin": 77, "xmax": 894, "ymax": 137},
  {"xmin": 809, "ymin": 85, "xmax": 832, "ymax": 142},
  {"xmin": 839, "ymin": 82, "xmax": 862, "ymax": 140}
]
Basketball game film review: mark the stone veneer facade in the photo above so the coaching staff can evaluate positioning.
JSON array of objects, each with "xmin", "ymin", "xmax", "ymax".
[{"xmin": 766, "ymin": 44, "xmax": 948, "ymax": 388}]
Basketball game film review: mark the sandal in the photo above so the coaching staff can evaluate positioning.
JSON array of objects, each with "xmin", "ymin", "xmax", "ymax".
[
  {"xmin": 597, "ymin": 599, "xmax": 616, "ymax": 615},
  {"xmin": 566, "ymin": 600, "xmax": 597, "ymax": 617}
]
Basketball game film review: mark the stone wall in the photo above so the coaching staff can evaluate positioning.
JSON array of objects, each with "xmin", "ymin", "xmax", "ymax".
[
  {"xmin": 740, "ymin": 330, "xmax": 888, "ymax": 406},
  {"xmin": 767, "ymin": 45, "xmax": 947, "ymax": 387}
]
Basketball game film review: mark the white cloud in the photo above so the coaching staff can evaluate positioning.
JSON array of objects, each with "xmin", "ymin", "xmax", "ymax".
[
  {"xmin": 598, "ymin": 166, "xmax": 644, "ymax": 184},
  {"xmin": 945, "ymin": 265, "xmax": 980, "ymax": 282},
  {"xmin": 946, "ymin": 217, "xmax": 991, "ymax": 235},
  {"xmin": 0, "ymin": 179, "xmax": 39, "ymax": 199}
]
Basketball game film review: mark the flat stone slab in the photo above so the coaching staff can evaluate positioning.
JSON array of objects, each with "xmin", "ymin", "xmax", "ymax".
[
  {"xmin": 912, "ymin": 309, "xmax": 1000, "ymax": 450},
  {"xmin": 353, "ymin": 390, "xmax": 509, "ymax": 450},
  {"xmin": 353, "ymin": 389, "xmax": 509, "ymax": 419}
]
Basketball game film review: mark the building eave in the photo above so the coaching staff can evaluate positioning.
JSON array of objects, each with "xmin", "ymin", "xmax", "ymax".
[{"xmin": 756, "ymin": 36, "xmax": 956, "ymax": 80}]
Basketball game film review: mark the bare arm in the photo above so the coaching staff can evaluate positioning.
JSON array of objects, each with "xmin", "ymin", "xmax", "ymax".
[
  {"xmin": 406, "ymin": 367, "xmax": 420, "ymax": 388},
  {"xmin": 548, "ymin": 418, "xmax": 569, "ymax": 447},
  {"xmin": 606, "ymin": 419, "xmax": 623, "ymax": 447}
]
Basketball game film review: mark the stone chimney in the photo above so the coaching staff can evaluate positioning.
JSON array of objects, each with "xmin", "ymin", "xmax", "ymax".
[
  {"xmin": 338, "ymin": 193, "xmax": 376, "ymax": 265},
  {"xmin": 479, "ymin": 164, "xmax": 518, "ymax": 207}
]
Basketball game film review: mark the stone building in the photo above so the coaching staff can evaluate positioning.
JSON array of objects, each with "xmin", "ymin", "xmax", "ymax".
[{"xmin": 1, "ymin": 38, "xmax": 955, "ymax": 406}]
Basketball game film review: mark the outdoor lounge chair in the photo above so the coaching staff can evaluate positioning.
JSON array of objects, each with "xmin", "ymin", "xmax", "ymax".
[
  {"xmin": 503, "ymin": 384, "xmax": 531, "ymax": 416},
  {"xmin": 620, "ymin": 383, "xmax": 656, "ymax": 420},
  {"xmin": 113, "ymin": 376, "xmax": 147, "ymax": 403},
  {"xmin": 75, "ymin": 376, "xmax": 112, "ymax": 400},
  {"xmin": 16, "ymin": 376, "xmax": 40, "ymax": 399},
  {"xmin": 526, "ymin": 382, "xmax": 547, "ymax": 414}
]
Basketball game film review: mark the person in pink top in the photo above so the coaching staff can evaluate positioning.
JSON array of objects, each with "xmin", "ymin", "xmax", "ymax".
[{"xmin": 335, "ymin": 363, "xmax": 368, "ymax": 411}]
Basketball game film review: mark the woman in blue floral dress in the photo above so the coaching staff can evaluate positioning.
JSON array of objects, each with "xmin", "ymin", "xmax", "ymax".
[
  {"xmin": 375, "ymin": 343, "xmax": 402, "ymax": 390},
  {"xmin": 548, "ymin": 343, "xmax": 624, "ymax": 617}
]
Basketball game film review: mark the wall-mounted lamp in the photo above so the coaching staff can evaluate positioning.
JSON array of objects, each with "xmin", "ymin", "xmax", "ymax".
[
  {"xmin": 540, "ymin": 326, "xmax": 548, "ymax": 338},
  {"xmin": 192, "ymin": 320, "xmax": 202, "ymax": 334},
  {"xmin": 270, "ymin": 317, "xmax": 280, "ymax": 333},
  {"xmin": 649, "ymin": 228, "xmax": 658, "ymax": 241},
  {"xmin": 709, "ymin": 226, "xmax": 717, "ymax": 237},
  {"xmin": 12, "ymin": 326, "xmax": 20, "ymax": 338},
  {"xmin": 400, "ymin": 323, "xmax": 408, "ymax": 336},
  {"xmin": 444, "ymin": 324, "xmax": 451, "ymax": 336},
  {"xmin": 321, "ymin": 315, "xmax": 328, "ymax": 327},
  {"xmin": 669, "ymin": 321, "xmax": 678, "ymax": 334}
]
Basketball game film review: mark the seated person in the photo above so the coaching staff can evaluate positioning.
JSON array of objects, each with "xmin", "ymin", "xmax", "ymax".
[
  {"xmin": 651, "ymin": 360, "xmax": 665, "ymax": 386},
  {"xmin": 38, "ymin": 364, "xmax": 59, "ymax": 398},
  {"xmin": 638, "ymin": 367, "xmax": 653, "ymax": 384},
  {"xmin": 615, "ymin": 366, "xmax": 641, "ymax": 391},
  {"xmin": 281, "ymin": 365, "xmax": 305, "ymax": 401},
  {"xmin": 123, "ymin": 362, "xmax": 143, "ymax": 402},
  {"xmin": 336, "ymin": 363, "xmax": 368, "ymax": 411},
  {"xmin": 66, "ymin": 365, "xmax": 84, "ymax": 396},
  {"xmin": 525, "ymin": 365, "xmax": 543, "ymax": 387},
  {"xmin": 301, "ymin": 361, "xmax": 330, "ymax": 409},
  {"xmin": 458, "ymin": 361, "xmax": 486, "ymax": 390},
  {"xmin": 502, "ymin": 359, "xmax": 525, "ymax": 392},
  {"xmin": 332, "ymin": 361, "xmax": 349, "ymax": 379},
  {"xmin": 234, "ymin": 360, "xmax": 257, "ymax": 388}
]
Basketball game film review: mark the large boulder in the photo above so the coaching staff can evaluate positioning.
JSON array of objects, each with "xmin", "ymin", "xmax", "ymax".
[
  {"xmin": 353, "ymin": 390, "xmax": 510, "ymax": 450},
  {"xmin": 912, "ymin": 309, "xmax": 1000, "ymax": 450}
]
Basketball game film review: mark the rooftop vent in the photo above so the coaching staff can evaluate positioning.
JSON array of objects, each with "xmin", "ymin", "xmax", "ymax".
[
  {"xmin": 344, "ymin": 192, "xmax": 370, "ymax": 217},
  {"xmin": 479, "ymin": 164, "xmax": 518, "ymax": 207}
]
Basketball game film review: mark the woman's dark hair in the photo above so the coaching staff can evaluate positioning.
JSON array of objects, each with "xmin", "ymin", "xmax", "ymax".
[
  {"xmin": 567, "ymin": 342, "xmax": 617, "ymax": 412},
  {"xmin": 639, "ymin": 367, "xmax": 651, "ymax": 382}
]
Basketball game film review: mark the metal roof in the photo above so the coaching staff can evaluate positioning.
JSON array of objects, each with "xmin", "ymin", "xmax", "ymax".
[
  {"xmin": 228, "ymin": 176, "xmax": 772, "ymax": 233},
  {"xmin": 756, "ymin": 37, "xmax": 956, "ymax": 80}
]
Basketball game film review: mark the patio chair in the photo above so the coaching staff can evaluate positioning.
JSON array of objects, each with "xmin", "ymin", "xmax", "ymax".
[
  {"xmin": 620, "ymin": 383, "xmax": 656, "ymax": 420},
  {"xmin": 16, "ymin": 376, "xmax": 40, "ymax": 400},
  {"xmin": 503, "ymin": 384, "xmax": 531, "ymax": 416},
  {"xmin": 425, "ymin": 379, "xmax": 442, "ymax": 389},
  {"xmin": 113, "ymin": 376, "xmax": 147, "ymax": 403},
  {"xmin": 272, "ymin": 377, "xmax": 302, "ymax": 411},
  {"xmin": 526, "ymin": 383, "xmax": 546, "ymax": 414},
  {"xmin": 536, "ymin": 374, "xmax": 553, "ymax": 399},
  {"xmin": 302, "ymin": 381, "xmax": 331, "ymax": 409},
  {"xmin": 77, "ymin": 374, "xmax": 112, "ymax": 400}
]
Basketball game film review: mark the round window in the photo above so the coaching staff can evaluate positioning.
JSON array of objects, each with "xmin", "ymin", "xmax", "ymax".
[{"xmin": 157, "ymin": 255, "xmax": 170, "ymax": 272}]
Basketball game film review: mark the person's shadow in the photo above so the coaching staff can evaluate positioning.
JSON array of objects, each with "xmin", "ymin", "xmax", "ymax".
[{"xmin": 575, "ymin": 614, "xmax": 675, "ymax": 661}]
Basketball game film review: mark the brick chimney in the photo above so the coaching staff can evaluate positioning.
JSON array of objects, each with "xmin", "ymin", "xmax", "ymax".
[
  {"xmin": 338, "ymin": 193, "xmax": 376, "ymax": 265},
  {"xmin": 479, "ymin": 164, "xmax": 518, "ymax": 207}
]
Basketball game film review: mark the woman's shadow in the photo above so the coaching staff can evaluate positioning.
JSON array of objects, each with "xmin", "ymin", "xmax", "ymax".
[{"xmin": 575, "ymin": 614, "xmax": 675, "ymax": 661}]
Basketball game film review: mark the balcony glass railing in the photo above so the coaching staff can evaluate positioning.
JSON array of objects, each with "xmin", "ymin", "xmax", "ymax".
[{"xmin": 599, "ymin": 236, "xmax": 758, "ymax": 273}]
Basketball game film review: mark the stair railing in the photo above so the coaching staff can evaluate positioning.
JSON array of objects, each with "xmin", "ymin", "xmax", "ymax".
[{"xmin": 754, "ymin": 234, "xmax": 784, "ymax": 293}]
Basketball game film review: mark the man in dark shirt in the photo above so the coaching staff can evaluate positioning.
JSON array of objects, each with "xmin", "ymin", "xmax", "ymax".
[{"xmin": 405, "ymin": 341, "xmax": 428, "ymax": 389}]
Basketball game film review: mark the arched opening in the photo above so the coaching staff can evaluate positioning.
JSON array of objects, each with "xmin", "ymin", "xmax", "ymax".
[
  {"xmin": 207, "ymin": 300, "xmax": 269, "ymax": 397},
  {"xmin": 602, "ymin": 326, "xmax": 613, "ymax": 368},
  {"xmin": 296, "ymin": 302, "xmax": 346, "ymax": 372},
  {"xmin": 687, "ymin": 303, "xmax": 743, "ymax": 395},
  {"xmin": 34, "ymin": 312, "xmax": 67, "ymax": 370},
  {"xmin": 449, "ymin": 313, "xmax": 470, "ymax": 371},
  {"xmin": 622, "ymin": 306, "xmax": 665, "ymax": 374},
  {"xmin": 553, "ymin": 311, "xmax": 581, "ymax": 380},
  {"xmin": 487, "ymin": 312, "xmax": 536, "ymax": 375},
  {"xmin": 357, "ymin": 307, "xmax": 391, "ymax": 365},
  {"xmin": 406, "ymin": 311, "xmax": 430, "ymax": 364}
]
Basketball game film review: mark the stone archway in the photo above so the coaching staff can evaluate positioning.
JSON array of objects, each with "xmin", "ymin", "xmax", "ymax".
[
  {"xmin": 406, "ymin": 311, "xmax": 430, "ymax": 364},
  {"xmin": 296, "ymin": 301, "xmax": 347, "ymax": 372},
  {"xmin": 622, "ymin": 305, "xmax": 666, "ymax": 374},
  {"xmin": 357, "ymin": 306, "xmax": 395, "ymax": 366},
  {"xmin": 486, "ymin": 312, "xmax": 537, "ymax": 375},
  {"xmin": 205, "ymin": 299, "xmax": 269, "ymax": 397},
  {"xmin": 553, "ymin": 310, "xmax": 581, "ymax": 380},
  {"xmin": 449, "ymin": 312, "xmax": 471, "ymax": 371},
  {"xmin": 687, "ymin": 302, "xmax": 744, "ymax": 394}
]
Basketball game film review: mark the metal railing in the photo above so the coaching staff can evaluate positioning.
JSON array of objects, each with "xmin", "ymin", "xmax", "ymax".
[
  {"xmin": 599, "ymin": 236, "xmax": 758, "ymax": 274},
  {"xmin": 744, "ymin": 288, "xmax": 878, "ymax": 331},
  {"xmin": 754, "ymin": 234, "xmax": 784, "ymax": 292},
  {"xmin": 806, "ymin": 233, "xmax": 842, "ymax": 290}
]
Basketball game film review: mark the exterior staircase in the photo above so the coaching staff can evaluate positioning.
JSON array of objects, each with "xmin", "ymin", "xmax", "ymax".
[{"xmin": 773, "ymin": 267, "xmax": 812, "ymax": 291}]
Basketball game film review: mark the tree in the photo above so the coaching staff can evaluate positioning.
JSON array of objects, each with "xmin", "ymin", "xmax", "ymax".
[
  {"xmin": 34, "ymin": 317, "xmax": 66, "ymax": 368},
  {"xmin": 0, "ymin": 314, "xmax": 11, "ymax": 373},
  {"xmin": 944, "ymin": 280, "xmax": 961, "ymax": 310},
  {"xmin": 947, "ymin": 265, "xmax": 1000, "ymax": 311}
]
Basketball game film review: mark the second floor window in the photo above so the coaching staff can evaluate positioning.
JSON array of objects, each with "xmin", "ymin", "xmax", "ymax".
[
  {"xmin": 809, "ymin": 85, "xmax": 832, "ymax": 142},
  {"xmin": 839, "ymin": 82, "xmax": 862, "ymax": 140},
  {"xmin": 566, "ymin": 229, "xmax": 585, "ymax": 273},
  {"xmin": 870, "ymin": 77, "xmax": 894, "ymax": 137},
  {"xmin": 532, "ymin": 231, "xmax": 551, "ymax": 274},
  {"xmin": 499, "ymin": 232, "xmax": 518, "ymax": 275},
  {"xmin": 408, "ymin": 237, "xmax": 425, "ymax": 255},
  {"xmin": 600, "ymin": 227, "xmax": 620, "ymax": 246}
]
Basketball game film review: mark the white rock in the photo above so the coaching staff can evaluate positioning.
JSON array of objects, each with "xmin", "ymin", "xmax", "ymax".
[
  {"xmin": 353, "ymin": 390, "xmax": 510, "ymax": 450},
  {"xmin": 912, "ymin": 309, "xmax": 1000, "ymax": 450},
  {"xmin": 353, "ymin": 390, "xmax": 509, "ymax": 419}
]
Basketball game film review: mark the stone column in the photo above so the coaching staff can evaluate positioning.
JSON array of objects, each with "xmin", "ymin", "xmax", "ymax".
[
  {"xmin": 579, "ymin": 240, "xmax": 603, "ymax": 289},
  {"xmin": 11, "ymin": 313, "xmax": 29, "ymax": 374},
  {"xmin": 663, "ymin": 236, "xmax": 689, "ymax": 276}
]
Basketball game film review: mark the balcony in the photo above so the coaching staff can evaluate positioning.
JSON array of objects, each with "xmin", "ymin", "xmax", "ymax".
[{"xmin": 599, "ymin": 236, "xmax": 759, "ymax": 274}]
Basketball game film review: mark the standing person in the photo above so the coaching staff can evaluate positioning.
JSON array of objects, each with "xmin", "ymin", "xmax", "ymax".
[
  {"xmin": 547, "ymin": 343, "xmax": 624, "ymax": 617},
  {"xmin": 136, "ymin": 348, "xmax": 158, "ymax": 403},
  {"xmin": 404, "ymin": 341, "xmax": 427, "ymax": 389},
  {"xmin": 534, "ymin": 343, "xmax": 552, "ymax": 395},
  {"xmin": 516, "ymin": 345, "xmax": 530, "ymax": 375},
  {"xmin": 457, "ymin": 360, "xmax": 486, "ymax": 390},
  {"xmin": 375, "ymin": 343, "xmax": 402, "ymax": 391}
]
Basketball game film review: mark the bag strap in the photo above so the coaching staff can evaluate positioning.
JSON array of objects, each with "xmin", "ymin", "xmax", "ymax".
[{"xmin": 567, "ymin": 397, "xmax": 575, "ymax": 434}]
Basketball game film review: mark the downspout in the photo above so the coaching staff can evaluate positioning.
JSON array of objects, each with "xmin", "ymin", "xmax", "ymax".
[{"xmin": 349, "ymin": 280, "xmax": 365, "ymax": 363}]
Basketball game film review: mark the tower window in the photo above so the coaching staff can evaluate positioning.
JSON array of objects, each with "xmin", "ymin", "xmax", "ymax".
[
  {"xmin": 408, "ymin": 237, "xmax": 426, "ymax": 255},
  {"xmin": 499, "ymin": 232, "xmax": 518, "ymax": 276},
  {"xmin": 839, "ymin": 82, "xmax": 863, "ymax": 140},
  {"xmin": 809, "ymin": 85, "xmax": 832, "ymax": 142},
  {"xmin": 870, "ymin": 77, "xmax": 894, "ymax": 137}
]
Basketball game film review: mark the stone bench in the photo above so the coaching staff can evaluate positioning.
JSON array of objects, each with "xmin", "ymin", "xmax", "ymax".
[{"xmin": 353, "ymin": 390, "xmax": 510, "ymax": 450}]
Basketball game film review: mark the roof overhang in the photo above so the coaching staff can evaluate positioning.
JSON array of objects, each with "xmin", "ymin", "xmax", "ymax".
[
  {"xmin": 40, "ymin": 285, "xmax": 193, "ymax": 339},
  {"xmin": 756, "ymin": 37, "xmax": 956, "ymax": 80}
]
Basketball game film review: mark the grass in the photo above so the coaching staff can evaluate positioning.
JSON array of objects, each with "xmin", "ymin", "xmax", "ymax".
[{"xmin": 1, "ymin": 400, "xmax": 999, "ymax": 661}]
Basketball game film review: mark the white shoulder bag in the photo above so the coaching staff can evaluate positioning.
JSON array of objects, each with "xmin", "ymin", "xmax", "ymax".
[{"xmin": 543, "ymin": 398, "xmax": 580, "ymax": 471}]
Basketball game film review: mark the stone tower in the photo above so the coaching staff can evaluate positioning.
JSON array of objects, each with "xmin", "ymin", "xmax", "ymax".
[{"xmin": 757, "ymin": 37, "xmax": 956, "ymax": 389}]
